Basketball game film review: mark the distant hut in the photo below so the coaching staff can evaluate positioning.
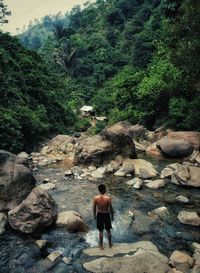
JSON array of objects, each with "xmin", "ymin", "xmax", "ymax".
[{"xmin": 80, "ymin": 105, "xmax": 95, "ymax": 117}]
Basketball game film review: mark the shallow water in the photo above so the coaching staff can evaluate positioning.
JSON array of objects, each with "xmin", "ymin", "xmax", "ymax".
[{"xmin": 0, "ymin": 156, "xmax": 200, "ymax": 273}]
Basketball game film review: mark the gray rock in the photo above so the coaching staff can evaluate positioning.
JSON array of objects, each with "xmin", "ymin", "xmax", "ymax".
[
  {"xmin": 83, "ymin": 241, "xmax": 170, "ymax": 273},
  {"xmin": 91, "ymin": 167, "xmax": 106, "ymax": 179},
  {"xmin": 171, "ymin": 165, "xmax": 200, "ymax": 187},
  {"xmin": 35, "ymin": 240, "xmax": 47, "ymax": 249},
  {"xmin": 8, "ymin": 188, "xmax": 57, "ymax": 233},
  {"xmin": 178, "ymin": 211, "xmax": 200, "ymax": 226},
  {"xmin": 0, "ymin": 150, "xmax": 36, "ymax": 211},
  {"xmin": 100, "ymin": 121, "xmax": 137, "ymax": 159},
  {"xmin": 47, "ymin": 251, "xmax": 61, "ymax": 262},
  {"xmin": 64, "ymin": 170, "xmax": 73, "ymax": 176},
  {"xmin": 145, "ymin": 179, "xmax": 165, "ymax": 189},
  {"xmin": 176, "ymin": 196, "xmax": 189, "ymax": 203},
  {"xmin": 157, "ymin": 139, "xmax": 194, "ymax": 158},
  {"xmin": 114, "ymin": 168, "xmax": 126, "ymax": 176},
  {"xmin": 170, "ymin": 250, "xmax": 194, "ymax": 272},
  {"xmin": 37, "ymin": 182, "xmax": 56, "ymax": 191},
  {"xmin": 132, "ymin": 215, "xmax": 155, "ymax": 235},
  {"xmin": 56, "ymin": 210, "xmax": 88, "ymax": 232}
]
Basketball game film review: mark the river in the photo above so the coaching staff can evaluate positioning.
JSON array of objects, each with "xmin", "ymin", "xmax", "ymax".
[{"xmin": 0, "ymin": 155, "xmax": 199, "ymax": 273}]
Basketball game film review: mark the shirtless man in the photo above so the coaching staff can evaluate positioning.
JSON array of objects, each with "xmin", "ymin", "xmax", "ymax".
[{"xmin": 93, "ymin": 184, "xmax": 114, "ymax": 250}]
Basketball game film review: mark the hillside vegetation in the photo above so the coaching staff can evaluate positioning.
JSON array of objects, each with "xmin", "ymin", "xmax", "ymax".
[{"xmin": 0, "ymin": 0, "xmax": 200, "ymax": 153}]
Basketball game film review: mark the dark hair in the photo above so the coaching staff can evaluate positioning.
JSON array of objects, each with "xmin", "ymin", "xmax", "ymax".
[{"xmin": 98, "ymin": 184, "xmax": 106, "ymax": 193}]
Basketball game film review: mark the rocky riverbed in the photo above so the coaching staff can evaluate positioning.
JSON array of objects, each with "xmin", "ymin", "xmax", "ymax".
[{"xmin": 0, "ymin": 122, "xmax": 200, "ymax": 273}]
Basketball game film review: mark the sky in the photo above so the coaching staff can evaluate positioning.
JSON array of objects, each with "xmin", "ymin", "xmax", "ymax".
[{"xmin": 1, "ymin": 0, "xmax": 88, "ymax": 34}]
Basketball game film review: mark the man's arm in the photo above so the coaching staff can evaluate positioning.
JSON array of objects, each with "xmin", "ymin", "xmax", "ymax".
[
  {"xmin": 93, "ymin": 198, "xmax": 97, "ymax": 220},
  {"xmin": 109, "ymin": 198, "xmax": 114, "ymax": 221}
]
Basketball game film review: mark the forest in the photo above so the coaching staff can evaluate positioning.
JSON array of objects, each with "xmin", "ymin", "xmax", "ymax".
[{"xmin": 0, "ymin": 0, "xmax": 200, "ymax": 153}]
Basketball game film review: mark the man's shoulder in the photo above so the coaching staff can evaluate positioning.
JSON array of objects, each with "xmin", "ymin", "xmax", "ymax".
[{"xmin": 94, "ymin": 195, "xmax": 100, "ymax": 200}]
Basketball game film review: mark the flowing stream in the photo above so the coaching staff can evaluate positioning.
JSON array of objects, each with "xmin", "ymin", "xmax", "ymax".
[{"xmin": 0, "ymin": 155, "xmax": 200, "ymax": 273}]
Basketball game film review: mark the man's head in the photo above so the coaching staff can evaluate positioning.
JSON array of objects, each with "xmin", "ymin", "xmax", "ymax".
[{"xmin": 98, "ymin": 184, "xmax": 106, "ymax": 194}]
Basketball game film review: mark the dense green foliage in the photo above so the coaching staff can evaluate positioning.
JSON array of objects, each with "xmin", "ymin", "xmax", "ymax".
[
  {"xmin": 0, "ymin": 0, "xmax": 200, "ymax": 152},
  {"xmin": 18, "ymin": 0, "xmax": 200, "ymax": 132},
  {"xmin": 0, "ymin": 0, "xmax": 10, "ymax": 24},
  {"xmin": 0, "ymin": 32, "xmax": 75, "ymax": 152}
]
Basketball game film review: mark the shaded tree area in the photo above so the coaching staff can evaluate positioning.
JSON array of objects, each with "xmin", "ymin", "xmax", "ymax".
[{"xmin": 0, "ymin": 32, "xmax": 75, "ymax": 153}]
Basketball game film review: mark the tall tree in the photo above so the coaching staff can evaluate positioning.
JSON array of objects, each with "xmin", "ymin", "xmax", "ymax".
[{"xmin": 0, "ymin": 0, "xmax": 11, "ymax": 24}]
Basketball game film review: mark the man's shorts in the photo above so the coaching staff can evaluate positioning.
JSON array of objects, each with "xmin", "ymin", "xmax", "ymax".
[{"xmin": 97, "ymin": 212, "xmax": 112, "ymax": 231}]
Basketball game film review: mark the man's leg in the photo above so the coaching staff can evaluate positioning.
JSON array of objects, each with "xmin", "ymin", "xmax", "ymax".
[
  {"xmin": 99, "ymin": 230, "xmax": 104, "ymax": 250},
  {"xmin": 106, "ymin": 229, "xmax": 112, "ymax": 247}
]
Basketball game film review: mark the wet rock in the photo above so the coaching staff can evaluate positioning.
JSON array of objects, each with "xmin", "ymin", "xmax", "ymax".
[
  {"xmin": 156, "ymin": 139, "xmax": 194, "ymax": 158},
  {"xmin": 127, "ymin": 178, "xmax": 143, "ymax": 189},
  {"xmin": 56, "ymin": 211, "xmax": 88, "ymax": 232},
  {"xmin": 8, "ymin": 188, "xmax": 57, "ymax": 233},
  {"xmin": 72, "ymin": 166, "xmax": 83, "ymax": 176},
  {"xmin": 132, "ymin": 215, "xmax": 155, "ymax": 235},
  {"xmin": 62, "ymin": 257, "xmax": 71, "ymax": 264},
  {"xmin": 17, "ymin": 151, "xmax": 29, "ymax": 158},
  {"xmin": 121, "ymin": 159, "xmax": 157, "ymax": 179},
  {"xmin": 47, "ymin": 251, "xmax": 61, "ymax": 262},
  {"xmin": 189, "ymin": 150, "xmax": 200, "ymax": 165},
  {"xmin": 73, "ymin": 135, "xmax": 113, "ymax": 165},
  {"xmin": 145, "ymin": 179, "xmax": 165, "ymax": 189},
  {"xmin": 107, "ymin": 159, "xmax": 121, "ymax": 173},
  {"xmin": 133, "ymin": 179, "xmax": 143, "ymax": 189},
  {"xmin": 84, "ymin": 241, "xmax": 160, "ymax": 257},
  {"xmin": 0, "ymin": 212, "xmax": 7, "ymax": 235},
  {"xmin": 101, "ymin": 121, "xmax": 137, "ymax": 158},
  {"xmin": 170, "ymin": 251, "xmax": 194, "ymax": 272},
  {"xmin": 191, "ymin": 242, "xmax": 200, "ymax": 253},
  {"xmin": 64, "ymin": 170, "xmax": 73, "ymax": 176},
  {"xmin": 129, "ymin": 124, "xmax": 148, "ymax": 139},
  {"xmin": 178, "ymin": 211, "xmax": 200, "ymax": 226},
  {"xmin": 35, "ymin": 240, "xmax": 47, "ymax": 249},
  {"xmin": 161, "ymin": 163, "xmax": 182, "ymax": 178},
  {"xmin": 133, "ymin": 139, "xmax": 146, "ymax": 152},
  {"xmin": 165, "ymin": 131, "xmax": 200, "ymax": 150},
  {"xmin": 114, "ymin": 168, "xmax": 126, "ymax": 176},
  {"xmin": 193, "ymin": 250, "xmax": 200, "ymax": 268},
  {"xmin": 0, "ymin": 150, "xmax": 36, "ymax": 211},
  {"xmin": 121, "ymin": 159, "xmax": 135, "ymax": 175},
  {"xmin": 83, "ymin": 241, "xmax": 170, "ymax": 273},
  {"xmin": 91, "ymin": 167, "xmax": 106, "ymax": 179},
  {"xmin": 171, "ymin": 165, "xmax": 200, "ymax": 187},
  {"xmin": 37, "ymin": 182, "xmax": 56, "ymax": 191},
  {"xmin": 149, "ymin": 206, "xmax": 169, "ymax": 220},
  {"xmin": 176, "ymin": 196, "xmax": 189, "ymax": 204}
]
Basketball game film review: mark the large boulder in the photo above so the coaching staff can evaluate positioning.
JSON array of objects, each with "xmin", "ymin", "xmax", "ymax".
[
  {"xmin": 156, "ymin": 139, "xmax": 194, "ymax": 158},
  {"xmin": 127, "ymin": 159, "xmax": 158, "ymax": 178},
  {"xmin": 56, "ymin": 211, "xmax": 88, "ymax": 232},
  {"xmin": 83, "ymin": 241, "xmax": 170, "ymax": 273},
  {"xmin": 73, "ymin": 135, "xmax": 113, "ymax": 165},
  {"xmin": 43, "ymin": 134, "xmax": 75, "ymax": 154},
  {"xmin": 166, "ymin": 131, "xmax": 200, "ymax": 150},
  {"xmin": 0, "ymin": 150, "xmax": 36, "ymax": 211},
  {"xmin": 8, "ymin": 188, "xmax": 57, "ymax": 233},
  {"xmin": 101, "ymin": 121, "xmax": 136, "ymax": 158},
  {"xmin": 171, "ymin": 165, "xmax": 200, "ymax": 187}
]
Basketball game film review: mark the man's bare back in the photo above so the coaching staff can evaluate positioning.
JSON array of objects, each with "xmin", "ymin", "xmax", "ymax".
[{"xmin": 94, "ymin": 194, "xmax": 111, "ymax": 213}]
